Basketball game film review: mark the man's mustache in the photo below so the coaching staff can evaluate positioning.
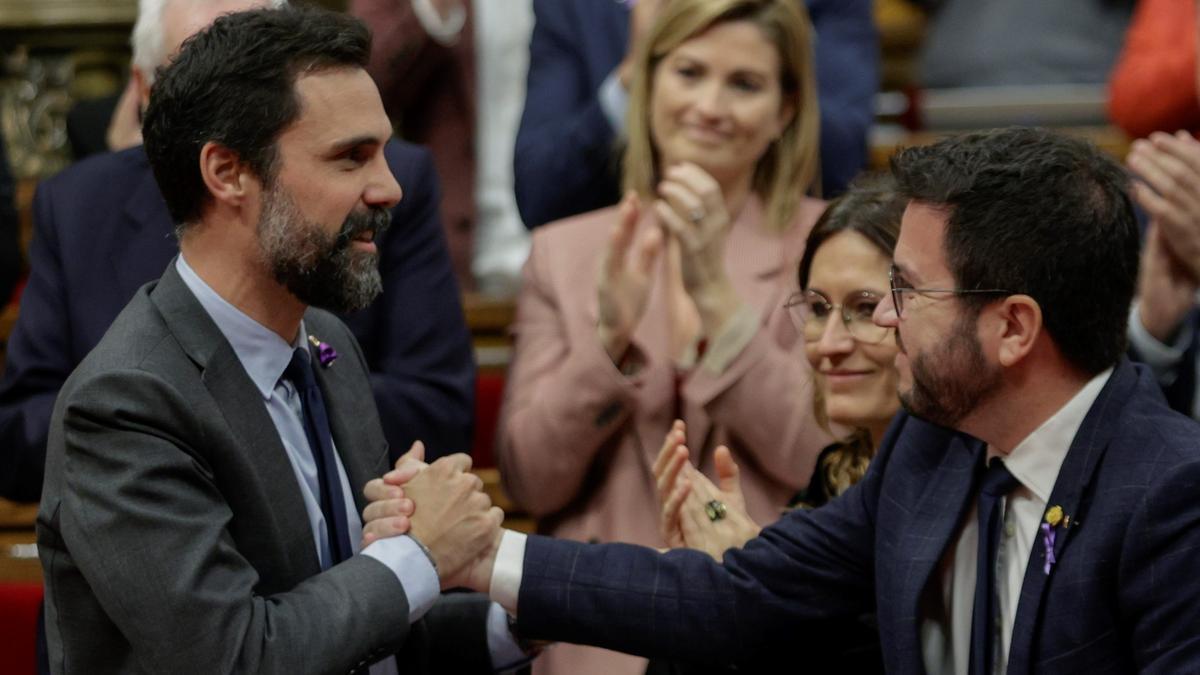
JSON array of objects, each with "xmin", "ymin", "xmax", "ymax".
[{"xmin": 334, "ymin": 207, "xmax": 392, "ymax": 249}]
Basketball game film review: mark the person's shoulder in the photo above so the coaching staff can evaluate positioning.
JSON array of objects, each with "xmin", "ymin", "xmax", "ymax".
[
  {"xmin": 42, "ymin": 145, "xmax": 149, "ymax": 193},
  {"xmin": 532, "ymin": 204, "xmax": 619, "ymax": 247},
  {"xmin": 532, "ymin": 0, "xmax": 616, "ymax": 24},
  {"xmin": 1116, "ymin": 369, "xmax": 1200, "ymax": 460}
]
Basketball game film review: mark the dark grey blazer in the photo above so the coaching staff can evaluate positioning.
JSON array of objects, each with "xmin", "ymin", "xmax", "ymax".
[{"xmin": 37, "ymin": 262, "xmax": 491, "ymax": 674}]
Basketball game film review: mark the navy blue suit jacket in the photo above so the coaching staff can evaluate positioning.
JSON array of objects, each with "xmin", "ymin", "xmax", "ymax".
[
  {"xmin": 513, "ymin": 0, "xmax": 879, "ymax": 228},
  {"xmin": 0, "ymin": 142, "xmax": 475, "ymax": 502},
  {"xmin": 517, "ymin": 359, "xmax": 1200, "ymax": 673}
]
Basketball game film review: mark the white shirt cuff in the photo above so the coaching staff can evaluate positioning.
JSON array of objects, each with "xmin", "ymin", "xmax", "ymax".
[
  {"xmin": 489, "ymin": 529, "xmax": 527, "ymax": 614},
  {"xmin": 411, "ymin": 0, "xmax": 466, "ymax": 46},
  {"xmin": 598, "ymin": 69, "xmax": 629, "ymax": 136},
  {"xmin": 1128, "ymin": 302, "xmax": 1192, "ymax": 384},
  {"xmin": 361, "ymin": 535, "xmax": 440, "ymax": 622}
]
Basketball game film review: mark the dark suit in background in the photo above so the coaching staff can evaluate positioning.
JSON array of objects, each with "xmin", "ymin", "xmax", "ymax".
[
  {"xmin": 513, "ymin": 0, "xmax": 879, "ymax": 228},
  {"xmin": 0, "ymin": 127, "xmax": 22, "ymax": 305},
  {"xmin": 0, "ymin": 141, "xmax": 475, "ymax": 503},
  {"xmin": 514, "ymin": 359, "xmax": 1200, "ymax": 673},
  {"xmin": 38, "ymin": 264, "xmax": 494, "ymax": 673}
]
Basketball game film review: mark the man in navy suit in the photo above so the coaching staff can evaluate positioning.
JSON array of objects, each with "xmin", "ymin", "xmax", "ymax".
[
  {"xmin": 403, "ymin": 128, "xmax": 1200, "ymax": 673},
  {"xmin": 512, "ymin": 0, "xmax": 878, "ymax": 228},
  {"xmin": 0, "ymin": 1, "xmax": 474, "ymax": 503}
]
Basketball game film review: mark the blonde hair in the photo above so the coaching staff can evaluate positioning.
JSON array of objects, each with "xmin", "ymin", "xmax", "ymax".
[{"xmin": 622, "ymin": 0, "xmax": 821, "ymax": 233}]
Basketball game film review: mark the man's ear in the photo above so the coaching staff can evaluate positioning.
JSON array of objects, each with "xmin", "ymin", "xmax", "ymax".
[
  {"xmin": 198, "ymin": 141, "xmax": 253, "ymax": 208},
  {"xmin": 991, "ymin": 295, "xmax": 1042, "ymax": 367}
]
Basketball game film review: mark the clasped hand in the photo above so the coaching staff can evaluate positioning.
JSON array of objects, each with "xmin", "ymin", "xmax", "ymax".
[
  {"xmin": 596, "ymin": 163, "xmax": 740, "ymax": 362},
  {"xmin": 360, "ymin": 442, "xmax": 503, "ymax": 592}
]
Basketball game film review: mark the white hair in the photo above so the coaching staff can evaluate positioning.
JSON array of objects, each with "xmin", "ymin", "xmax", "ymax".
[{"xmin": 131, "ymin": 0, "xmax": 287, "ymax": 85}]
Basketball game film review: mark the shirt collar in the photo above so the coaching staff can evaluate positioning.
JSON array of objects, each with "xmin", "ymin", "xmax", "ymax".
[
  {"xmin": 175, "ymin": 255, "xmax": 307, "ymax": 400},
  {"xmin": 989, "ymin": 367, "xmax": 1114, "ymax": 503}
]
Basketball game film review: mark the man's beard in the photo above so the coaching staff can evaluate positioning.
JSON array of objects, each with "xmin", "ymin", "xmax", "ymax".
[
  {"xmin": 257, "ymin": 184, "xmax": 391, "ymax": 313},
  {"xmin": 897, "ymin": 313, "xmax": 1001, "ymax": 428}
]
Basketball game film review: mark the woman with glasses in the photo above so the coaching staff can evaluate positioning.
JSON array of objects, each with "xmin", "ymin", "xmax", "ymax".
[
  {"xmin": 648, "ymin": 177, "xmax": 905, "ymax": 673},
  {"xmin": 496, "ymin": 1, "xmax": 831, "ymax": 672}
]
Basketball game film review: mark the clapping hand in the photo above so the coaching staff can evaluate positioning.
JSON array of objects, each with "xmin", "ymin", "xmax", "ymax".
[
  {"xmin": 653, "ymin": 421, "xmax": 761, "ymax": 560},
  {"xmin": 597, "ymin": 191, "xmax": 663, "ymax": 363},
  {"xmin": 653, "ymin": 163, "xmax": 741, "ymax": 335},
  {"xmin": 1126, "ymin": 131, "xmax": 1200, "ymax": 341},
  {"xmin": 1127, "ymin": 131, "xmax": 1200, "ymax": 282}
]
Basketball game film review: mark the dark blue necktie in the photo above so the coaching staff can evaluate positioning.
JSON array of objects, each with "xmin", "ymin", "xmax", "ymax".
[
  {"xmin": 285, "ymin": 348, "xmax": 354, "ymax": 567},
  {"xmin": 969, "ymin": 459, "xmax": 1021, "ymax": 675}
]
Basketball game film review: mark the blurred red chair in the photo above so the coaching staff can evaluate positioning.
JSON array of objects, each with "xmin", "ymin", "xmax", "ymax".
[
  {"xmin": 0, "ymin": 582, "xmax": 41, "ymax": 675},
  {"xmin": 471, "ymin": 369, "xmax": 506, "ymax": 468}
]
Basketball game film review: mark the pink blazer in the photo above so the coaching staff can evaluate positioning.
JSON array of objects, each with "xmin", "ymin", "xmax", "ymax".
[{"xmin": 498, "ymin": 195, "xmax": 833, "ymax": 675}]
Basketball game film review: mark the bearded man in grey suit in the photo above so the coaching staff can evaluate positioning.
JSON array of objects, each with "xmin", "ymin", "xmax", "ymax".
[{"xmin": 36, "ymin": 6, "xmax": 525, "ymax": 674}]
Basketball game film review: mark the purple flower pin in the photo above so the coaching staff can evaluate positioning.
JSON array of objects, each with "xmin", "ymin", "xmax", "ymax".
[
  {"xmin": 1040, "ymin": 504, "xmax": 1066, "ymax": 575},
  {"xmin": 308, "ymin": 335, "xmax": 338, "ymax": 368},
  {"xmin": 1040, "ymin": 522, "xmax": 1057, "ymax": 575}
]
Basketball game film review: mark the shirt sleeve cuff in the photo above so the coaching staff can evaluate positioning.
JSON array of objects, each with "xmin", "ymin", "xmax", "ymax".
[
  {"xmin": 361, "ymin": 535, "xmax": 440, "ymax": 623},
  {"xmin": 486, "ymin": 602, "xmax": 534, "ymax": 672},
  {"xmin": 598, "ymin": 69, "xmax": 629, "ymax": 136},
  {"xmin": 698, "ymin": 304, "xmax": 760, "ymax": 375},
  {"xmin": 1128, "ymin": 302, "xmax": 1192, "ymax": 382},
  {"xmin": 411, "ymin": 0, "xmax": 466, "ymax": 45},
  {"xmin": 489, "ymin": 529, "xmax": 527, "ymax": 614}
]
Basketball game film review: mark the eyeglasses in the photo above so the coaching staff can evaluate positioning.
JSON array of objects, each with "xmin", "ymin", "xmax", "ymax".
[
  {"xmin": 784, "ymin": 290, "xmax": 891, "ymax": 344},
  {"xmin": 888, "ymin": 264, "xmax": 1012, "ymax": 318}
]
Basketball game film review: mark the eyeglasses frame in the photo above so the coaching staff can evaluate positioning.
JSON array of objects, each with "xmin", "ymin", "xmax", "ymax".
[
  {"xmin": 888, "ymin": 264, "xmax": 1012, "ymax": 318},
  {"xmin": 783, "ymin": 289, "xmax": 892, "ymax": 345}
]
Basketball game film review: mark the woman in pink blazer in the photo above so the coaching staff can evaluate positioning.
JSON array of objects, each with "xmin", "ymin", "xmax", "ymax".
[{"xmin": 498, "ymin": 2, "xmax": 830, "ymax": 672}]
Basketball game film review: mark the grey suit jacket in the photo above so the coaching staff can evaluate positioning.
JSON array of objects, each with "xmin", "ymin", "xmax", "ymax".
[{"xmin": 37, "ymin": 262, "xmax": 492, "ymax": 674}]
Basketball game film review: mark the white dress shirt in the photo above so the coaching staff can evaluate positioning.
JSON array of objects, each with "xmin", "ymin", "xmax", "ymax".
[
  {"xmin": 920, "ymin": 367, "xmax": 1112, "ymax": 674},
  {"xmin": 1128, "ymin": 301, "xmax": 1200, "ymax": 418}
]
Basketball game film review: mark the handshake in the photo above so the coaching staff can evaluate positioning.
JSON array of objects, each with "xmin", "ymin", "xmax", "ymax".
[{"xmin": 359, "ymin": 442, "xmax": 503, "ymax": 592}]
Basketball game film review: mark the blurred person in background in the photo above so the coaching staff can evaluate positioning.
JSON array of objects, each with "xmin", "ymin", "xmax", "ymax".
[
  {"xmin": 1110, "ymin": 0, "xmax": 1200, "ymax": 420},
  {"xmin": 649, "ymin": 176, "xmax": 906, "ymax": 674},
  {"xmin": 0, "ymin": 128, "xmax": 21, "ymax": 306},
  {"xmin": 512, "ymin": 0, "xmax": 878, "ymax": 229},
  {"xmin": 0, "ymin": 0, "xmax": 475, "ymax": 504},
  {"xmin": 914, "ymin": 0, "xmax": 1132, "ymax": 89},
  {"xmin": 350, "ymin": 0, "xmax": 534, "ymax": 294},
  {"xmin": 497, "ymin": 1, "xmax": 832, "ymax": 672}
]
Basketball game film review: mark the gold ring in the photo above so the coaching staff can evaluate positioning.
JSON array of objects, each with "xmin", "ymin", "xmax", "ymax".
[{"xmin": 704, "ymin": 499, "xmax": 727, "ymax": 522}]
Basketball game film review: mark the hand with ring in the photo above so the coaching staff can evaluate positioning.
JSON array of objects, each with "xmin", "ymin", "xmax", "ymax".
[
  {"xmin": 653, "ymin": 162, "xmax": 742, "ymax": 336},
  {"xmin": 653, "ymin": 420, "xmax": 761, "ymax": 560}
]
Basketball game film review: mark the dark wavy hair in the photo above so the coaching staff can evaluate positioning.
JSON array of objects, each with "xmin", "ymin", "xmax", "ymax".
[
  {"xmin": 142, "ymin": 5, "xmax": 372, "ymax": 227},
  {"xmin": 797, "ymin": 174, "xmax": 906, "ymax": 502}
]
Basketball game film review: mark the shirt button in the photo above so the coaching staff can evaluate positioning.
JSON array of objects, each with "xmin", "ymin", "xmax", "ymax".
[{"xmin": 1005, "ymin": 523, "xmax": 1015, "ymax": 537}]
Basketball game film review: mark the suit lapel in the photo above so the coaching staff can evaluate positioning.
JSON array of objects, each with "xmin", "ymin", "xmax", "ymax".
[
  {"xmin": 1006, "ymin": 361, "xmax": 1137, "ymax": 673},
  {"xmin": 112, "ymin": 154, "xmax": 179, "ymax": 299},
  {"xmin": 894, "ymin": 433, "xmax": 985, "ymax": 663},
  {"xmin": 151, "ymin": 264, "xmax": 322, "ymax": 578}
]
